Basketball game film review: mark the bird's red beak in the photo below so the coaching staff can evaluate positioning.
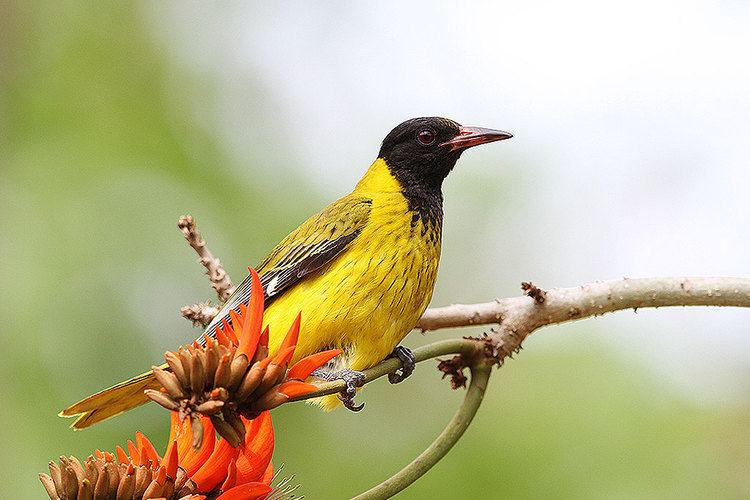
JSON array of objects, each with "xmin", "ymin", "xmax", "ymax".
[{"xmin": 440, "ymin": 126, "xmax": 513, "ymax": 152}]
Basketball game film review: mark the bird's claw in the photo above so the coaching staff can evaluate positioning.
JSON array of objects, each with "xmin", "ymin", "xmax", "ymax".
[
  {"xmin": 388, "ymin": 346, "xmax": 416, "ymax": 384},
  {"xmin": 311, "ymin": 368, "xmax": 366, "ymax": 412},
  {"xmin": 338, "ymin": 370, "xmax": 365, "ymax": 411}
]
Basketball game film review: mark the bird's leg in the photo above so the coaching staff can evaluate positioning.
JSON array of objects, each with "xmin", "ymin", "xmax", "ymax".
[
  {"xmin": 311, "ymin": 368, "xmax": 366, "ymax": 412},
  {"xmin": 387, "ymin": 345, "xmax": 416, "ymax": 384}
]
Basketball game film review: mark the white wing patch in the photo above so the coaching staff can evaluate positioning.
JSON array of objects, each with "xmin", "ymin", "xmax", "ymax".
[{"xmin": 265, "ymin": 275, "xmax": 280, "ymax": 297}]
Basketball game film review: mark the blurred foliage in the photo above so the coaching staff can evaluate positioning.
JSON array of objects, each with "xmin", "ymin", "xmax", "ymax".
[{"xmin": 1, "ymin": 2, "xmax": 748, "ymax": 499}]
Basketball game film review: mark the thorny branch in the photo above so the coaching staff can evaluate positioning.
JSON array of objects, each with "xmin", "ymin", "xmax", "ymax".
[
  {"xmin": 417, "ymin": 276, "xmax": 750, "ymax": 368},
  {"xmin": 179, "ymin": 301, "xmax": 220, "ymax": 328},
  {"xmin": 178, "ymin": 215, "xmax": 235, "ymax": 327}
]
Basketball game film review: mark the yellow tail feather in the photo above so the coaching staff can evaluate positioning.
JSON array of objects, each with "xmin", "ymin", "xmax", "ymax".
[
  {"xmin": 60, "ymin": 367, "xmax": 164, "ymax": 430},
  {"xmin": 309, "ymin": 393, "xmax": 343, "ymax": 411}
]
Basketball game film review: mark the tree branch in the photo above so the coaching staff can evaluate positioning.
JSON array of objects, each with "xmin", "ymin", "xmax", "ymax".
[
  {"xmin": 177, "ymin": 215, "xmax": 235, "ymax": 327},
  {"xmin": 417, "ymin": 277, "xmax": 750, "ymax": 364},
  {"xmin": 178, "ymin": 215, "xmax": 235, "ymax": 302},
  {"xmin": 419, "ymin": 277, "xmax": 750, "ymax": 331},
  {"xmin": 179, "ymin": 301, "xmax": 220, "ymax": 328},
  {"xmin": 352, "ymin": 361, "xmax": 492, "ymax": 500}
]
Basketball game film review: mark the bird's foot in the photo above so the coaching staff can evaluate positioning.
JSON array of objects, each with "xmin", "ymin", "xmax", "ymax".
[
  {"xmin": 387, "ymin": 345, "xmax": 416, "ymax": 384},
  {"xmin": 311, "ymin": 368, "xmax": 366, "ymax": 412}
]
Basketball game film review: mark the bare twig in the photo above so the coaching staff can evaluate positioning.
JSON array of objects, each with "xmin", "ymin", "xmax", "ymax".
[
  {"xmin": 178, "ymin": 215, "xmax": 235, "ymax": 302},
  {"xmin": 177, "ymin": 215, "xmax": 235, "ymax": 326},
  {"xmin": 521, "ymin": 281, "xmax": 546, "ymax": 304},
  {"xmin": 179, "ymin": 301, "xmax": 220, "ymax": 328}
]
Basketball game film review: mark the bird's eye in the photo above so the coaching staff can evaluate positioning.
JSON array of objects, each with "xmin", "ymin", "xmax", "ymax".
[{"xmin": 417, "ymin": 129, "xmax": 436, "ymax": 145}]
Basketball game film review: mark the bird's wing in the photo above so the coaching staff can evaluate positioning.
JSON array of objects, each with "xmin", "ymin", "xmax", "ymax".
[{"xmin": 199, "ymin": 195, "xmax": 372, "ymax": 341}]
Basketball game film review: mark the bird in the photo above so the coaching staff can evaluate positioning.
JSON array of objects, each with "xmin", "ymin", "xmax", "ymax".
[{"xmin": 61, "ymin": 117, "xmax": 512, "ymax": 428}]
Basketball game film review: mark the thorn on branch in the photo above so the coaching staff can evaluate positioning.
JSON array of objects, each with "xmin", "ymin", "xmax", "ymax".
[
  {"xmin": 177, "ymin": 214, "xmax": 236, "ymax": 302},
  {"xmin": 437, "ymin": 355, "xmax": 469, "ymax": 389},
  {"xmin": 180, "ymin": 301, "xmax": 220, "ymax": 328},
  {"xmin": 471, "ymin": 331, "xmax": 523, "ymax": 367},
  {"xmin": 521, "ymin": 281, "xmax": 547, "ymax": 304},
  {"xmin": 568, "ymin": 306, "xmax": 581, "ymax": 318}
]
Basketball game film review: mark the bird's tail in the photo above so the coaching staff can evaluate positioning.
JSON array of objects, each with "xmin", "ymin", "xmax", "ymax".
[
  {"xmin": 60, "ymin": 267, "xmax": 257, "ymax": 429},
  {"xmin": 59, "ymin": 368, "xmax": 163, "ymax": 430}
]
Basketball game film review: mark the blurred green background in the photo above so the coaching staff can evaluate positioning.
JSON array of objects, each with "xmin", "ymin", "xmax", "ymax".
[{"xmin": 2, "ymin": 2, "xmax": 749, "ymax": 498}]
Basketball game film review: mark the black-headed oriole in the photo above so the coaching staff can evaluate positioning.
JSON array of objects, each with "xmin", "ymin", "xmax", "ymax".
[{"xmin": 61, "ymin": 117, "xmax": 512, "ymax": 427}]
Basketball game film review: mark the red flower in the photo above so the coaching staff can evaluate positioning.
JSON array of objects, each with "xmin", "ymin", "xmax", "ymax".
[
  {"xmin": 40, "ymin": 410, "xmax": 273, "ymax": 499},
  {"xmin": 42, "ymin": 267, "xmax": 334, "ymax": 499},
  {"xmin": 146, "ymin": 267, "xmax": 341, "ymax": 447}
]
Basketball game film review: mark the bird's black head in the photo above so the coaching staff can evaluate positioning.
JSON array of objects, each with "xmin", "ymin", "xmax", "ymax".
[{"xmin": 378, "ymin": 117, "xmax": 512, "ymax": 195}]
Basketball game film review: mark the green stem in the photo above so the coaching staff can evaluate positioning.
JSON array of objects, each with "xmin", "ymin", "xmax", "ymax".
[
  {"xmin": 351, "ymin": 361, "xmax": 493, "ymax": 500},
  {"xmin": 289, "ymin": 338, "xmax": 481, "ymax": 401}
]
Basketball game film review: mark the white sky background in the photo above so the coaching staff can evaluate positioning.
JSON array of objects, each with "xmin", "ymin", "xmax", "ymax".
[{"xmin": 144, "ymin": 1, "xmax": 750, "ymax": 404}]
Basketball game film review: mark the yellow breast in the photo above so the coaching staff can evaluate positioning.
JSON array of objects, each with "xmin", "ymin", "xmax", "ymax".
[{"xmin": 263, "ymin": 159, "xmax": 442, "ymax": 372}]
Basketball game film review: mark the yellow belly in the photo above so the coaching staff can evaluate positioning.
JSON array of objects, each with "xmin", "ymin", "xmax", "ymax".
[{"xmin": 262, "ymin": 191, "xmax": 441, "ymax": 406}]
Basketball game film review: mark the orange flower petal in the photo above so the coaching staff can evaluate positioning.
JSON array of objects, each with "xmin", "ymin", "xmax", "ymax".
[
  {"xmin": 168, "ymin": 412, "xmax": 181, "ymax": 447},
  {"xmin": 155, "ymin": 463, "xmax": 167, "ymax": 486},
  {"xmin": 181, "ymin": 417, "xmax": 216, "ymax": 477},
  {"xmin": 238, "ymin": 304, "xmax": 248, "ymax": 328},
  {"xmin": 175, "ymin": 417, "xmax": 192, "ymax": 465},
  {"xmin": 215, "ymin": 324, "xmax": 231, "ymax": 347},
  {"xmin": 222, "ymin": 318, "xmax": 239, "ymax": 345},
  {"xmin": 278, "ymin": 312, "xmax": 301, "ymax": 354},
  {"xmin": 115, "ymin": 445, "xmax": 130, "ymax": 465},
  {"xmin": 191, "ymin": 436, "xmax": 240, "ymax": 492},
  {"xmin": 215, "ymin": 482, "xmax": 272, "ymax": 500},
  {"xmin": 256, "ymin": 352, "xmax": 276, "ymax": 370},
  {"xmin": 259, "ymin": 325, "xmax": 269, "ymax": 348},
  {"xmin": 260, "ymin": 462, "xmax": 274, "ymax": 485},
  {"xmin": 220, "ymin": 458, "xmax": 237, "ymax": 492},
  {"xmin": 127, "ymin": 440, "xmax": 141, "ymax": 466},
  {"xmin": 271, "ymin": 345, "xmax": 296, "ymax": 367},
  {"xmin": 136, "ymin": 431, "xmax": 161, "ymax": 468},
  {"xmin": 287, "ymin": 349, "xmax": 341, "ymax": 380},
  {"xmin": 162, "ymin": 440, "xmax": 179, "ymax": 479},
  {"xmin": 235, "ymin": 412, "xmax": 274, "ymax": 484},
  {"xmin": 175, "ymin": 417, "xmax": 215, "ymax": 475},
  {"xmin": 276, "ymin": 381, "xmax": 319, "ymax": 398},
  {"xmin": 229, "ymin": 310, "xmax": 244, "ymax": 335},
  {"xmin": 237, "ymin": 267, "xmax": 264, "ymax": 360}
]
